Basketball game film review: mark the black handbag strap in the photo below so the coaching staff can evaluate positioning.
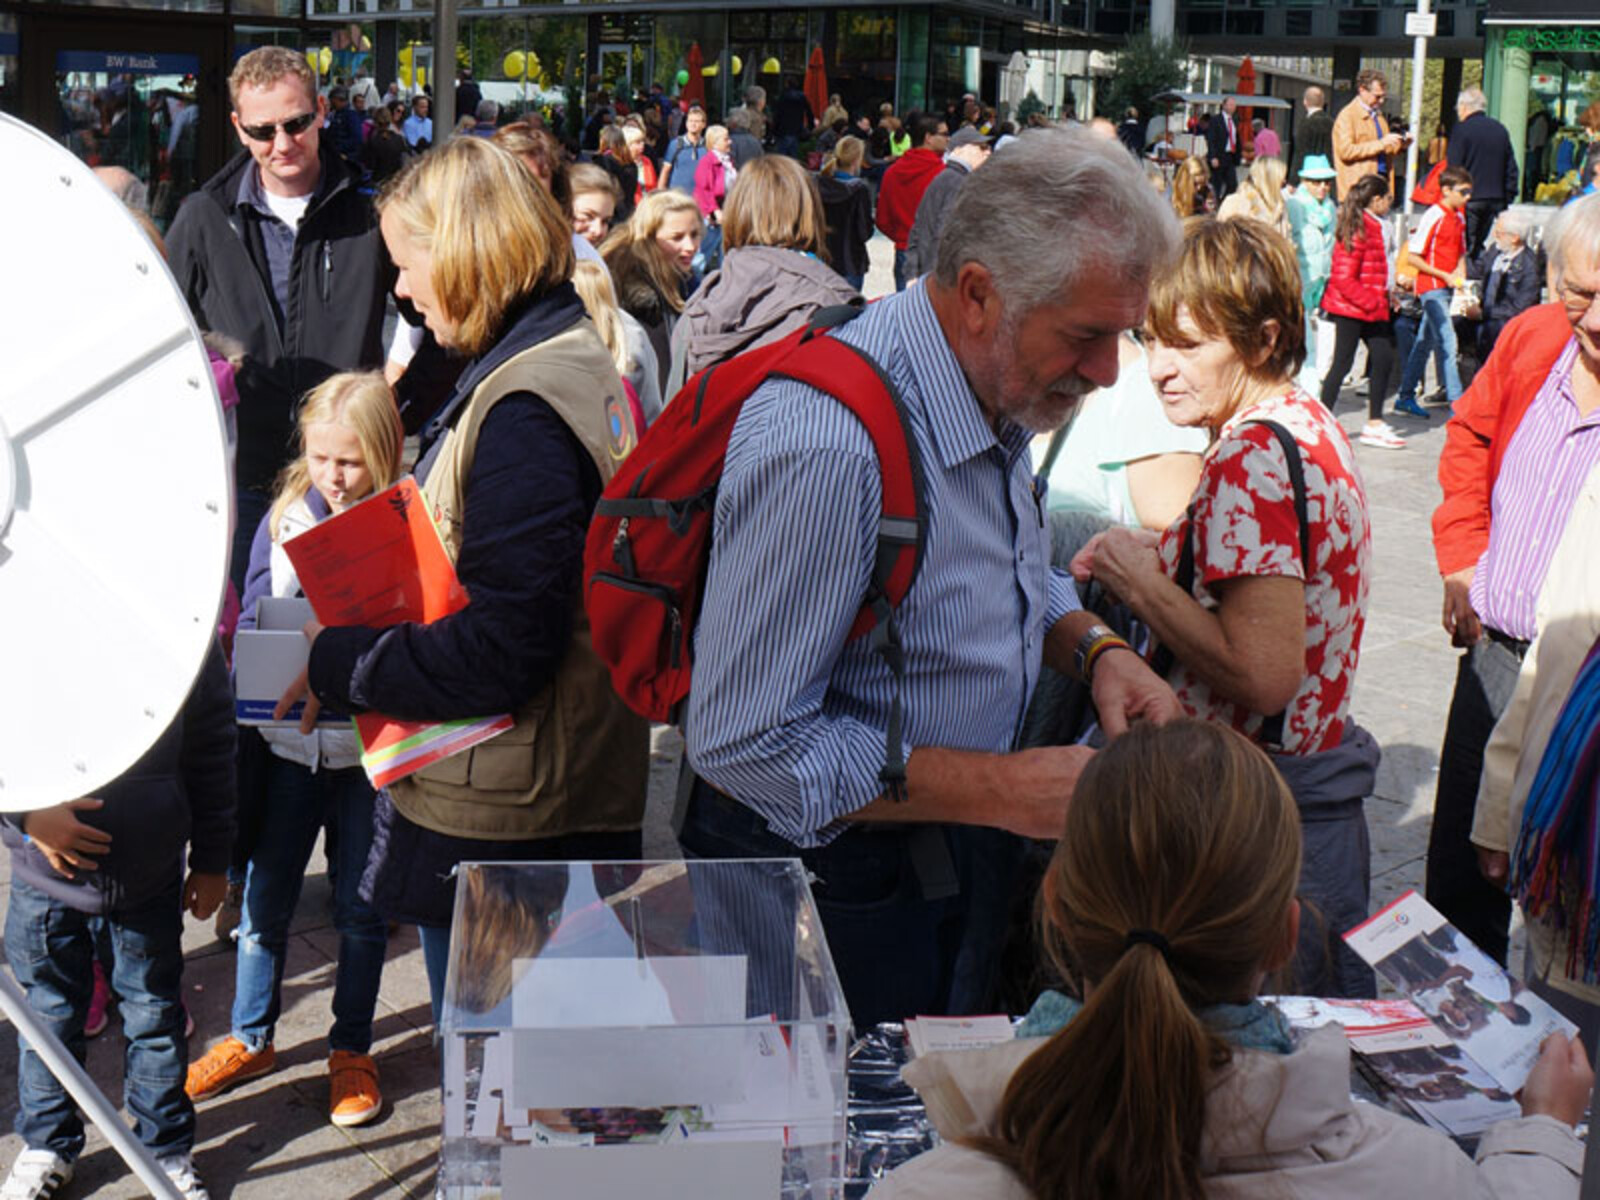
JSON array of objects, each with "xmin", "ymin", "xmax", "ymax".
[{"xmin": 1151, "ymin": 418, "xmax": 1310, "ymax": 749}]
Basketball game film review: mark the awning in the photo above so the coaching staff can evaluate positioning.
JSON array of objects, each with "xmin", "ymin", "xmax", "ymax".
[{"xmin": 1150, "ymin": 90, "xmax": 1293, "ymax": 109}]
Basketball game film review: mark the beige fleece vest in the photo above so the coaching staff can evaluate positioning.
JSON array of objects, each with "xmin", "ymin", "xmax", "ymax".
[{"xmin": 388, "ymin": 318, "xmax": 648, "ymax": 841}]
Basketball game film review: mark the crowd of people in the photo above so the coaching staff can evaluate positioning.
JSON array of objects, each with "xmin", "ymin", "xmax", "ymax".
[{"xmin": 4, "ymin": 43, "xmax": 1599, "ymax": 1200}]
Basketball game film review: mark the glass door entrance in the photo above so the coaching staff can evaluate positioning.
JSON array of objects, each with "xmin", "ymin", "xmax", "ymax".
[
  {"xmin": 25, "ymin": 21, "xmax": 226, "ymax": 234},
  {"xmin": 56, "ymin": 49, "xmax": 201, "ymax": 229}
]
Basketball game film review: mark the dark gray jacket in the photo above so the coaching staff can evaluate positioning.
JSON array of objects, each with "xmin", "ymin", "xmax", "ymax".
[
  {"xmin": 1447, "ymin": 112, "xmax": 1519, "ymax": 205},
  {"xmin": 166, "ymin": 145, "xmax": 394, "ymax": 492},
  {"xmin": 667, "ymin": 245, "xmax": 861, "ymax": 393},
  {"xmin": 2, "ymin": 643, "xmax": 236, "ymax": 914},
  {"xmin": 903, "ymin": 160, "xmax": 970, "ymax": 280}
]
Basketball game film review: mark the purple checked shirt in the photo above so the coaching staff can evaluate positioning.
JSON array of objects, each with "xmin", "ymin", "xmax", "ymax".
[{"xmin": 1470, "ymin": 339, "xmax": 1600, "ymax": 640}]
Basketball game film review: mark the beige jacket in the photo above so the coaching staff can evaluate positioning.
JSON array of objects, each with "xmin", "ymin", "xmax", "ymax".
[
  {"xmin": 391, "ymin": 322, "xmax": 649, "ymax": 841},
  {"xmin": 868, "ymin": 1025, "xmax": 1581, "ymax": 1199},
  {"xmin": 1332, "ymin": 97, "xmax": 1397, "ymax": 199},
  {"xmin": 1474, "ymin": 460, "xmax": 1600, "ymax": 1008}
]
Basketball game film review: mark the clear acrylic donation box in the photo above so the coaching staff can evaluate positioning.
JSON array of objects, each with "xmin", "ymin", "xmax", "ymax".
[{"xmin": 438, "ymin": 859, "xmax": 852, "ymax": 1199}]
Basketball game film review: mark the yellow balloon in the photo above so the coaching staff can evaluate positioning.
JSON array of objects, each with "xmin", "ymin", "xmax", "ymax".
[
  {"xmin": 305, "ymin": 49, "xmax": 319, "ymax": 72},
  {"xmin": 504, "ymin": 50, "xmax": 525, "ymax": 79},
  {"xmin": 526, "ymin": 51, "xmax": 541, "ymax": 76},
  {"xmin": 702, "ymin": 63, "xmax": 719, "ymax": 77},
  {"xmin": 318, "ymin": 46, "xmax": 332, "ymax": 74},
  {"xmin": 730, "ymin": 55, "xmax": 742, "ymax": 75},
  {"xmin": 762, "ymin": 56, "xmax": 781, "ymax": 74}
]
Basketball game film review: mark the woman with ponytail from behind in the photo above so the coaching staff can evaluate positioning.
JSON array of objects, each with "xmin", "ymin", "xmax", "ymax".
[{"xmin": 870, "ymin": 720, "xmax": 1589, "ymax": 1200}]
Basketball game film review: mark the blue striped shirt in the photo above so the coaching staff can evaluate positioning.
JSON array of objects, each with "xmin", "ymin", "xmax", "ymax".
[{"xmin": 685, "ymin": 284, "xmax": 1081, "ymax": 847}]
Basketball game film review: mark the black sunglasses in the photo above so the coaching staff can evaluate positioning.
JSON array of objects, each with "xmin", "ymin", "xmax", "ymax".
[{"xmin": 238, "ymin": 111, "xmax": 317, "ymax": 143}]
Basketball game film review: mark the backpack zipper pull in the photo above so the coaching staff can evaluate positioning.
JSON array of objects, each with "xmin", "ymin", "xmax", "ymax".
[{"xmin": 613, "ymin": 517, "xmax": 637, "ymax": 576}]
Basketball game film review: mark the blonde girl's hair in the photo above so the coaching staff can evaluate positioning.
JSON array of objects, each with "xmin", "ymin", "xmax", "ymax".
[
  {"xmin": 1171, "ymin": 154, "xmax": 1210, "ymax": 219},
  {"xmin": 571, "ymin": 260, "xmax": 632, "ymax": 376},
  {"xmin": 971, "ymin": 720, "xmax": 1302, "ymax": 1200},
  {"xmin": 1238, "ymin": 155, "xmax": 1287, "ymax": 225},
  {"xmin": 723, "ymin": 154, "xmax": 829, "ymax": 258},
  {"xmin": 601, "ymin": 189, "xmax": 703, "ymax": 313},
  {"xmin": 377, "ymin": 137, "xmax": 574, "ymax": 356},
  {"xmin": 704, "ymin": 124, "xmax": 730, "ymax": 152},
  {"xmin": 566, "ymin": 161, "xmax": 621, "ymax": 206},
  {"xmin": 268, "ymin": 371, "xmax": 404, "ymax": 539},
  {"xmin": 821, "ymin": 134, "xmax": 865, "ymax": 178}
]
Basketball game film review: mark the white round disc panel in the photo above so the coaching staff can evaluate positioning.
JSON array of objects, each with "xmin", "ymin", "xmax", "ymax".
[{"xmin": 0, "ymin": 114, "xmax": 230, "ymax": 812}]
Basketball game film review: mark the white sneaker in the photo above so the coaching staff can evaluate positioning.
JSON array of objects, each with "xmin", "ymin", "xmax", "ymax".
[
  {"xmin": 1359, "ymin": 422, "xmax": 1406, "ymax": 450},
  {"xmin": 156, "ymin": 1154, "xmax": 210, "ymax": 1200},
  {"xmin": 0, "ymin": 1149, "xmax": 73, "ymax": 1200}
]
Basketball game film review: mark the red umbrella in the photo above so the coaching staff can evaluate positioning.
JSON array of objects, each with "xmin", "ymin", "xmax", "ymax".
[
  {"xmin": 804, "ymin": 45, "xmax": 828, "ymax": 125},
  {"xmin": 681, "ymin": 42, "xmax": 705, "ymax": 108},
  {"xmin": 1237, "ymin": 56, "xmax": 1256, "ymax": 156}
]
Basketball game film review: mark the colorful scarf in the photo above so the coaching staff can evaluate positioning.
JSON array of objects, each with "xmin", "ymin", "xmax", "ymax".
[{"xmin": 1512, "ymin": 632, "xmax": 1600, "ymax": 982}]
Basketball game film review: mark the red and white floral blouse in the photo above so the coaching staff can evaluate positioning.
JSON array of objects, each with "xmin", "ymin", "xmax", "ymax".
[{"xmin": 1155, "ymin": 388, "xmax": 1372, "ymax": 755}]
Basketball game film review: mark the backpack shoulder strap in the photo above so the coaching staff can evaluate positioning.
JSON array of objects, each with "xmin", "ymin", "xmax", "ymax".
[
  {"xmin": 770, "ymin": 329, "xmax": 927, "ymax": 799},
  {"xmin": 772, "ymin": 332, "xmax": 927, "ymax": 631}
]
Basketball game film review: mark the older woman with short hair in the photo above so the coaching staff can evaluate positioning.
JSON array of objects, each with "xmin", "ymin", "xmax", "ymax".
[
  {"xmin": 1074, "ymin": 217, "xmax": 1378, "ymax": 997},
  {"xmin": 306, "ymin": 137, "xmax": 649, "ymax": 1015}
]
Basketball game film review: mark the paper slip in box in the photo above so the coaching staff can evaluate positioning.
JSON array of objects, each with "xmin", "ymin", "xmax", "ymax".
[{"xmin": 233, "ymin": 597, "xmax": 344, "ymax": 727}]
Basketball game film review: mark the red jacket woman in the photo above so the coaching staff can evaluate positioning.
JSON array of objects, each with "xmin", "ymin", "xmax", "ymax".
[{"xmin": 1322, "ymin": 208, "xmax": 1391, "ymax": 323}]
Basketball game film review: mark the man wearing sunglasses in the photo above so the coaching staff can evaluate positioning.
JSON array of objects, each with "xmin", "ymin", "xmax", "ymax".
[{"xmin": 167, "ymin": 45, "xmax": 399, "ymax": 594}]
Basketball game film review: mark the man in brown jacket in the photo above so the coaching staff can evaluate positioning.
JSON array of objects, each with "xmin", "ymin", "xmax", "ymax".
[{"xmin": 1332, "ymin": 69, "xmax": 1407, "ymax": 198}]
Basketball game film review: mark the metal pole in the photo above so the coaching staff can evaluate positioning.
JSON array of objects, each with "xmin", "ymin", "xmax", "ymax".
[
  {"xmin": 0, "ymin": 970, "xmax": 183, "ymax": 1200},
  {"xmin": 1402, "ymin": 0, "xmax": 1429, "ymax": 222},
  {"xmin": 432, "ymin": 0, "xmax": 459, "ymax": 143}
]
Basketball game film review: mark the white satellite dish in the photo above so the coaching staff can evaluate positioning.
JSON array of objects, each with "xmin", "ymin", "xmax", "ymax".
[{"xmin": 0, "ymin": 114, "xmax": 231, "ymax": 812}]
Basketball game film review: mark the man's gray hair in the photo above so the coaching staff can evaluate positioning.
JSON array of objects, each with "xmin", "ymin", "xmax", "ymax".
[
  {"xmin": 1497, "ymin": 208, "xmax": 1531, "ymax": 243},
  {"xmin": 744, "ymin": 85, "xmax": 766, "ymax": 106},
  {"xmin": 1544, "ymin": 192, "xmax": 1600, "ymax": 288},
  {"xmin": 1456, "ymin": 86, "xmax": 1487, "ymax": 115},
  {"xmin": 93, "ymin": 165, "xmax": 148, "ymax": 214},
  {"xmin": 476, "ymin": 98, "xmax": 499, "ymax": 123},
  {"xmin": 933, "ymin": 125, "xmax": 1181, "ymax": 315},
  {"xmin": 725, "ymin": 108, "xmax": 752, "ymax": 133}
]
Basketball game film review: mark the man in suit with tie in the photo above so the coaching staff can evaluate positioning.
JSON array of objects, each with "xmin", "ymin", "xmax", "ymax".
[{"xmin": 1205, "ymin": 96, "xmax": 1240, "ymax": 201}]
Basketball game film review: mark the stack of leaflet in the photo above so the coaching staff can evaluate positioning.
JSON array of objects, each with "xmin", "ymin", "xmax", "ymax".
[
  {"xmin": 1329, "ymin": 889, "xmax": 1580, "ymax": 1140},
  {"xmin": 1270, "ymin": 995, "xmax": 1523, "ymax": 1140}
]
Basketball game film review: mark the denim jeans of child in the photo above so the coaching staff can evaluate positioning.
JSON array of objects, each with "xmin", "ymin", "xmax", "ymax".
[
  {"xmin": 232, "ymin": 758, "xmax": 387, "ymax": 1054},
  {"xmin": 6, "ymin": 880, "xmax": 193, "ymax": 1159},
  {"xmin": 1398, "ymin": 287, "xmax": 1464, "ymax": 405}
]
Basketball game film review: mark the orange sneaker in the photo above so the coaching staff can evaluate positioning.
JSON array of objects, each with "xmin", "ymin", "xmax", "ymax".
[
  {"xmin": 328, "ymin": 1051, "xmax": 382, "ymax": 1127},
  {"xmin": 185, "ymin": 1037, "xmax": 275, "ymax": 1101}
]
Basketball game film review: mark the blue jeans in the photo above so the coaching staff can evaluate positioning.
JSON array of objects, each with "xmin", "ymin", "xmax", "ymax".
[
  {"xmin": 893, "ymin": 248, "xmax": 909, "ymax": 292},
  {"xmin": 697, "ymin": 223, "xmax": 723, "ymax": 276},
  {"xmin": 843, "ymin": 272, "xmax": 865, "ymax": 292},
  {"xmin": 6, "ymin": 880, "xmax": 192, "ymax": 1159},
  {"xmin": 677, "ymin": 777, "xmax": 1023, "ymax": 1027},
  {"xmin": 1398, "ymin": 287, "xmax": 1463, "ymax": 405},
  {"xmin": 233, "ymin": 758, "xmax": 387, "ymax": 1054}
]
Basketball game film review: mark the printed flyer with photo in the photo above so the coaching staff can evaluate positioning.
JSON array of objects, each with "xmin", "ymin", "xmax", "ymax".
[{"xmin": 1342, "ymin": 890, "xmax": 1576, "ymax": 1092}]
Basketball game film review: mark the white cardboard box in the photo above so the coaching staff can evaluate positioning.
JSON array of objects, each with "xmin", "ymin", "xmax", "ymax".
[{"xmin": 233, "ymin": 596, "xmax": 343, "ymax": 726}]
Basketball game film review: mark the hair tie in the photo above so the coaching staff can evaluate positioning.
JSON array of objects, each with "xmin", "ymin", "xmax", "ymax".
[{"xmin": 1124, "ymin": 929, "xmax": 1173, "ymax": 961}]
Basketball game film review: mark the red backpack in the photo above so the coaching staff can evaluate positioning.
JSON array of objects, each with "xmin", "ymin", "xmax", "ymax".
[{"xmin": 583, "ymin": 307, "xmax": 926, "ymax": 789}]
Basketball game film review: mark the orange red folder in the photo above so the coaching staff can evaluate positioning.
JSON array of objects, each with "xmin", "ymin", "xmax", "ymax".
[{"xmin": 285, "ymin": 477, "xmax": 513, "ymax": 788}]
